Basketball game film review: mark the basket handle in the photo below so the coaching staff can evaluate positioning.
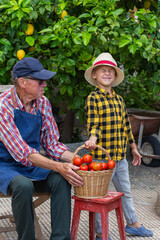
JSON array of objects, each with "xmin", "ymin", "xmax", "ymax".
[{"xmin": 72, "ymin": 144, "xmax": 111, "ymax": 162}]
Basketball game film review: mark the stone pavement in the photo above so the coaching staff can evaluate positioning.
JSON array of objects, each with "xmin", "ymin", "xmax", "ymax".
[{"xmin": 0, "ymin": 143, "xmax": 160, "ymax": 240}]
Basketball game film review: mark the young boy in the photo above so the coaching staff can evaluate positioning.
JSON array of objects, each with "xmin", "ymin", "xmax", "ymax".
[{"xmin": 84, "ymin": 53, "xmax": 153, "ymax": 240}]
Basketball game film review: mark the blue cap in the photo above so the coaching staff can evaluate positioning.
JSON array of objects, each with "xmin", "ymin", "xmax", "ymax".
[{"xmin": 13, "ymin": 57, "xmax": 56, "ymax": 80}]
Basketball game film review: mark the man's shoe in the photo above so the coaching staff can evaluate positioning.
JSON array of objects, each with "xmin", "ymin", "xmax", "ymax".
[
  {"xmin": 96, "ymin": 236, "xmax": 111, "ymax": 240},
  {"xmin": 125, "ymin": 225, "xmax": 153, "ymax": 237}
]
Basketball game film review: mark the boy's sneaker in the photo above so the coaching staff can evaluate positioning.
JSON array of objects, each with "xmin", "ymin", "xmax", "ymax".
[
  {"xmin": 96, "ymin": 236, "xmax": 111, "ymax": 240},
  {"xmin": 125, "ymin": 225, "xmax": 153, "ymax": 237}
]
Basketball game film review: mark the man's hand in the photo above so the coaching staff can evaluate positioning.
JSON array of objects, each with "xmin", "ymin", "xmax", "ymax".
[
  {"xmin": 57, "ymin": 162, "xmax": 83, "ymax": 187},
  {"xmin": 28, "ymin": 152, "xmax": 83, "ymax": 186}
]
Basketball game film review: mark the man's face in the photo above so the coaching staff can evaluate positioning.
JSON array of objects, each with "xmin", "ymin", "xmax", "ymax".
[
  {"xmin": 22, "ymin": 77, "xmax": 47, "ymax": 100},
  {"xmin": 92, "ymin": 65, "xmax": 116, "ymax": 89}
]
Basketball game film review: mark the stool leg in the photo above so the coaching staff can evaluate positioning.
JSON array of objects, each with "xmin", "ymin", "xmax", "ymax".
[
  {"xmin": 101, "ymin": 207, "xmax": 109, "ymax": 240},
  {"xmin": 115, "ymin": 199, "xmax": 126, "ymax": 240},
  {"xmin": 71, "ymin": 201, "xmax": 81, "ymax": 240},
  {"xmin": 89, "ymin": 212, "xmax": 95, "ymax": 240}
]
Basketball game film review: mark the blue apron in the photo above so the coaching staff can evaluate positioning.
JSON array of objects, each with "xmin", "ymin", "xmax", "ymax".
[{"xmin": 0, "ymin": 105, "xmax": 51, "ymax": 195}]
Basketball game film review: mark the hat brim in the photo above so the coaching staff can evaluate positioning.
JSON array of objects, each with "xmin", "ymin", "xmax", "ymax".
[
  {"xmin": 29, "ymin": 69, "xmax": 56, "ymax": 80},
  {"xmin": 84, "ymin": 64, "xmax": 124, "ymax": 87}
]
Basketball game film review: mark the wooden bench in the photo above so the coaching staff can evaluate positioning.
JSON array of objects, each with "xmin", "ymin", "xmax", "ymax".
[
  {"xmin": 0, "ymin": 192, "xmax": 50, "ymax": 240},
  {"xmin": 0, "ymin": 85, "xmax": 13, "ymax": 93},
  {"xmin": 0, "ymin": 85, "xmax": 51, "ymax": 239}
]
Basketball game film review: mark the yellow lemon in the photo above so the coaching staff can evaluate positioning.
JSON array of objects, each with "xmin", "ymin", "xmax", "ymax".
[
  {"xmin": 61, "ymin": 10, "xmax": 68, "ymax": 19},
  {"xmin": 17, "ymin": 49, "xmax": 25, "ymax": 60},
  {"xmin": 25, "ymin": 23, "xmax": 34, "ymax": 35},
  {"xmin": 144, "ymin": 1, "xmax": 151, "ymax": 9}
]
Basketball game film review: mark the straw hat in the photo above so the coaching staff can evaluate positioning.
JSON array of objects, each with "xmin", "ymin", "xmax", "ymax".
[{"xmin": 84, "ymin": 53, "xmax": 124, "ymax": 87}]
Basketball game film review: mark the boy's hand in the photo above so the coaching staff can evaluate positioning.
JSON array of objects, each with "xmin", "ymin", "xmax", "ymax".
[
  {"xmin": 85, "ymin": 140, "xmax": 97, "ymax": 150},
  {"xmin": 85, "ymin": 136, "xmax": 97, "ymax": 150},
  {"xmin": 130, "ymin": 143, "xmax": 142, "ymax": 166},
  {"xmin": 132, "ymin": 149, "xmax": 142, "ymax": 166}
]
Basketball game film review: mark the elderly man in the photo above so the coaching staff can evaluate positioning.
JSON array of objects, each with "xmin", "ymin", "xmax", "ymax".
[{"xmin": 0, "ymin": 57, "xmax": 83, "ymax": 240}]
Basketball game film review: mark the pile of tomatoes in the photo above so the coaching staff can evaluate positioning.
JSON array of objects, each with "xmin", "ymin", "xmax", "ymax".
[{"xmin": 73, "ymin": 154, "xmax": 115, "ymax": 171}]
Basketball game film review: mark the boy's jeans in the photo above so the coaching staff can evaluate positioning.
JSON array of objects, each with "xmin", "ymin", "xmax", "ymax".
[{"xmin": 95, "ymin": 158, "xmax": 138, "ymax": 234}]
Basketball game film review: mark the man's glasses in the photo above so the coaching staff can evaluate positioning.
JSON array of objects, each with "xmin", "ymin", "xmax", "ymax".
[{"xmin": 23, "ymin": 76, "xmax": 45, "ymax": 85}]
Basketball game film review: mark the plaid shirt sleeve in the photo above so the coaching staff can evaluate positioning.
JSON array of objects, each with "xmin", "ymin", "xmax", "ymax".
[
  {"xmin": 40, "ymin": 97, "xmax": 68, "ymax": 161},
  {"xmin": 85, "ymin": 94, "xmax": 102, "ymax": 139}
]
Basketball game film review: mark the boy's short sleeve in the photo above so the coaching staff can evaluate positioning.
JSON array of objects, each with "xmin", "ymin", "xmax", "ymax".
[{"xmin": 85, "ymin": 95, "xmax": 101, "ymax": 139}]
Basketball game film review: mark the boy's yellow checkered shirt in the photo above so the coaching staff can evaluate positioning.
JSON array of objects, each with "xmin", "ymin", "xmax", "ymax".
[{"xmin": 85, "ymin": 87, "xmax": 135, "ymax": 161}]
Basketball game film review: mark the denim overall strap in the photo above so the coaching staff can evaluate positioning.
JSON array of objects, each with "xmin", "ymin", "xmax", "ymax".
[{"xmin": 0, "ymin": 89, "xmax": 50, "ymax": 195}]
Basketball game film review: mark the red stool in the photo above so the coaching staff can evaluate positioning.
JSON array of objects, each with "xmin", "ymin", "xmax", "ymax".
[{"xmin": 71, "ymin": 191, "xmax": 126, "ymax": 240}]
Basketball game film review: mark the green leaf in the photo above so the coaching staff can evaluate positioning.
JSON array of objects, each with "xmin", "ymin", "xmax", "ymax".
[
  {"xmin": 60, "ymin": 2, "xmax": 67, "ymax": 10},
  {"xmin": 18, "ymin": 0, "xmax": 23, "ymax": 5},
  {"xmin": 134, "ymin": 25, "xmax": 144, "ymax": 35},
  {"xmin": 82, "ymin": 32, "xmax": 92, "ymax": 46},
  {"xmin": 0, "ymin": 5, "xmax": 9, "ymax": 9},
  {"xmin": 65, "ymin": 59, "xmax": 75, "ymax": 67},
  {"xmin": 67, "ymin": 86, "xmax": 73, "ymax": 96},
  {"xmin": 149, "ymin": 20, "xmax": 156, "ymax": 28},
  {"xmin": 11, "ymin": 19, "xmax": 18, "ymax": 28},
  {"xmin": 0, "ymin": 51, "xmax": 5, "ymax": 63},
  {"xmin": 79, "ymin": 52, "xmax": 92, "ymax": 61},
  {"xmin": 140, "ymin": 35, "xmax": 148, "ymax": 45},
  {"xmin": 119, "ymin": 38, "xmax": 132, "ymax": 48},
  {"xmin": 68, "ymin": 17, "xmax": 79, "ymax": 25},
  {"xmin": 95, "ymin": 16, "xmax": 105, "ymax": 26},
  {"xmin": 113, "ymin": 8, "xmax": 124, "ymax": 17},
  {"xmin": 39, "ymin": 7, "xmax": 45, "ymax": 15},
  {"xmin": 7, "ymin": 58, "xmax": 16, "ymax": 70},
  {"xmin": 92, "ymin": 7, "xmax": 104, "ymax": 16},
  {"xmin": 60, "ymin": 85, "xmax": 67, "ymax": 95},
  {"xmin": 88, "ymin": 26, "xmax": 97, "ymax": 32},
  {"xmin": 12, "ymin": 5, "xmax": 19, "ymax": 11},
  {"xmin": 39, "ymin": 29, "xmax": 52, "ymax": 33},
  {"xmin": 0, "ymin": 38, "xmax": 11, "ymax": 46},
  {"xmin": 78, "ymin": 13, "xmax": 91, "ymax": 18},
  {"xmin": 25, "ymin": 36, "xmax": 35, "ymax": 46},
  {"xmin": 135, "ymin": 40, "xmax": 142, "ymax": 47},
  {"xmin": 129, "ymin": 44, "xmax": 138, "ymax": 54},
  {"xmin": 16, "ymin": 9, "xmax": 24, "ymax": 20},
  {"xmin": 72, "ymin": 37, "xmax": 82, "ymax": 45},
  {"xmin": 45, "ymin": 4, "xmax": 51, "ymax": 12},
  {"xmin": 22, "ymin": 7, "xmax": 33, "ymax": 13},
  {"xmin": 22, "ymin": 0, "xmax": 31, "ymax": 7},
  {"xmin": 155, "ymin": 40, "xmax": 160, "ymax": 48},
  {"xmin": 100, "ymin": 34, "xmax": 107, "ymax": 45}
]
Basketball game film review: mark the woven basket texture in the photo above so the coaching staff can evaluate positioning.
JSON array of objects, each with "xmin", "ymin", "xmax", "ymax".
[{"xmin": 73, "ymin": 144, "xmax": 113, "ymax": 199}]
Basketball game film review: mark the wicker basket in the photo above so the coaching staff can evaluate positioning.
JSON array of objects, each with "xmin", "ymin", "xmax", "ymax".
[{"xmin": 73, "ymin": 144, "xmax": 113, "ymax": 199}]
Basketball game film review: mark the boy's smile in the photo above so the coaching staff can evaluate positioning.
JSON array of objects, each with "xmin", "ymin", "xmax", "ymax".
[{"xmin": 91, "ymin": 65, "xmax": 116, "ymax": 92}]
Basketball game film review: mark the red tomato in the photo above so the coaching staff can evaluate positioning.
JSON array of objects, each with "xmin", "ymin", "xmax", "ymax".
[
  {"xmin": 88, "ymin": 161, "xmax": 95, "ymax": 170},
  {"xmin": 82, "ymin": 154, "xmax": 92, "ymax": 164},
  {"xmin": 92, "ymin": 162, "xmax": 103, "ymax": 171},
  {"xmin": 108, "ymin": 160, "xmax": 116, "ymax": 169},
  {"xmin": 79, "ymin": 164, "xmax": 89, "ymax": 171},
  {"xmin": 73, "ymin": 157, "xmax": 83, "ymax": 166},
  {"xmin": 101, "ymin": 162, "xmax": 108, "ymax": 170}
]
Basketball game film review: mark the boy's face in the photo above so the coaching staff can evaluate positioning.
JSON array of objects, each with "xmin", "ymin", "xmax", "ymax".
[{"xmin": 92, "ymin": 65, "xmax": 116, "ymax": 90}]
